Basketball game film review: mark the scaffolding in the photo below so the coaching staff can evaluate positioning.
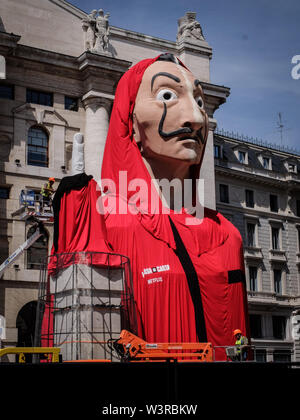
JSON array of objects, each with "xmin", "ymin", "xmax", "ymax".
[{"xmin": 34, "ymin": 251, "xmax": 137, "ymax": 362}]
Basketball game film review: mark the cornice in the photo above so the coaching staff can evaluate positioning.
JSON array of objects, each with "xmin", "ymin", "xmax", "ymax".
[
  {"xmin": 3, "ymin": 43, "xmax": 132, "ymax": 94},
  {"xmin": 201, "ymin": 82, "xmax": 230, "ymax": 117},
  {"xmin": 49, "ymin": 0, "xmax": 86, "ymax": 19},
  {"xmin": 201, "ymin": 82, "xmax": 230, "ymax": 96},
  {"xmin": 9, "ymin": 43, "xmax": 78, "ymax": 71},
  {"xmin": 214, "ymin": 163, "xmax": 300, "ymax": 189},
  {"xmin": 76, "ymin": 51, "xmax": 131, "ymax": 74},
  {"xmin": 176, "ymin": 38, "xmax": 213, "ymax": 57},
  {"xmin": 110, "ymin": 26, "xmax": 176, "ymax": 51},
  {"xmin": 3, "ymin": 38, "xmax": 132, "ymax": 75},
  {"xmin": 216, "ymin": 202, "xmax": 300, "ymax": 224},
  {"xmin": 215, "ymin": 133, "xmax": 300, "ymax": 159},
  {"xmin": 0, "ymin": 31, "xmax": 21, "ymax": 54}
]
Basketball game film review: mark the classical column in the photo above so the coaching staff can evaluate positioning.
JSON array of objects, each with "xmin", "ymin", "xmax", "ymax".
[
  {"xmin": 199, "ymin": 119, "xmax": 217, "ymax": 210},
  {"xmin": 82, "ymin": 92, "xmax": 113, "ymax": 180},
  {"xmin": 200, "ymin": 82, "xmax": 230, "ymax": 210},
  {"xmin": 77, "ymin": 50, "xmax": 131, "ymax": 178}
]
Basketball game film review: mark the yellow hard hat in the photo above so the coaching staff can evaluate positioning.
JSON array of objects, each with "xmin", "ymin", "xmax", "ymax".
[{"xmin": 233, "ymin": 329, "xmax": 242, "ymax": 336}]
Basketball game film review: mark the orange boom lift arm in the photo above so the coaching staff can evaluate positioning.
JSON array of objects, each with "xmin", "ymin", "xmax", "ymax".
[{"xmin": 112, "ymin": 330, "xmax": 213, "ymax": 362}]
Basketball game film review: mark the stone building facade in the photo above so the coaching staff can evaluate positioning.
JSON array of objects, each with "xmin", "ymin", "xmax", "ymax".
[
  {"xmin": 214, "ymin": 130, "xmax": 300, "ymax": 361},
  {"xmin": 0, "ymin": 0, "xmax": 227, "ymax": 355}
]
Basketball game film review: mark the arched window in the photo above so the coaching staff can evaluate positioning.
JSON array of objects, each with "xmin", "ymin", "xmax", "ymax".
[
  {"xmin": 27, "ymin": 125, "xmax": 49, "ymax": 167},
  {"xmin": 26, "ymin": 226, "xmax": 49, "ymax": 270}
]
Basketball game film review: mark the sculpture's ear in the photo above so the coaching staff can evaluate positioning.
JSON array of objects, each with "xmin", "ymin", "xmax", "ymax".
[{"xmin": 132, "ymin": 112, "xmax": 141, "ymax": 144}]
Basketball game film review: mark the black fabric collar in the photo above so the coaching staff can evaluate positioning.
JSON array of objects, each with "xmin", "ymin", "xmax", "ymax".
[{"xmin": 52, "ymin": 173, "xmax": 93, "ymax": 252}]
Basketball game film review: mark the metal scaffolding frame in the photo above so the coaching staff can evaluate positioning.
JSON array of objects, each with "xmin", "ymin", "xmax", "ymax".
[{"xmin": 34, "ymin": 251, "xmax": 137, "ymax": 362}]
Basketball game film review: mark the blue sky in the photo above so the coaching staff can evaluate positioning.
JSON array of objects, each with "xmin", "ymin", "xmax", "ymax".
[{"xmin": 69, "ymin": 0, "xmax": 300, "ymax": 151}]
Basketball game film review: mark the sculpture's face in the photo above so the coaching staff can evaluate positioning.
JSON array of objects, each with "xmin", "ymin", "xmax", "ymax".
[{"xmin": 133, "ymin": 60, "xmax": 208, "ymax": 165}]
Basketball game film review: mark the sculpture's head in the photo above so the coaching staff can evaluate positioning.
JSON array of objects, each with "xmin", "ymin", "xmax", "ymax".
[
  {"xmin": 102, "ymin": 54, "xmax": 209, "ymax": 211},
  {"xmin": 132, "ymin": 55, "xmax": 208, "ymax": 167}
]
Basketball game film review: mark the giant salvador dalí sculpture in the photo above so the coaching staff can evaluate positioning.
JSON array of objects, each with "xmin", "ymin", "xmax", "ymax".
[{"xmin": 46, "ymin": 54, "xmax": 250, "ymax": 361}]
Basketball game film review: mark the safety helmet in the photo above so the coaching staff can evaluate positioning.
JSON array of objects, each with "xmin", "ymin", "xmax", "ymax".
[
  {"xmin": 48, "ymin": 177, "xmax": 55, "ymax": 182},
  {"xmin": 233, "ymin": 329, "xmax": 242, "ymax": 336}
]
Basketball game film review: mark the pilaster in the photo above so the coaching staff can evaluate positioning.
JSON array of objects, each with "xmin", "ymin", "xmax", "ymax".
[
  {"xmin": 77, "ymin": 52, "xmax": 131, "ymax": 179},
  {"xmin": 199, "ymin": 83, "xmax": 230, "ymax": 210}
]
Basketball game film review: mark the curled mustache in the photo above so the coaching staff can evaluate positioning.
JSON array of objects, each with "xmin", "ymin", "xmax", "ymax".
[{"xmin": 158, "ymin": 102, "xmax": 205, "ymax": 145}]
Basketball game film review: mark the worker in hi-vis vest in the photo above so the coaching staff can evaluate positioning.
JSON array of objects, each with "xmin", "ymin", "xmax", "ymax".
[
  {"xmin": 41, "ymin": 177, "xmax": 55, "ymax": 206},
  {"xmin": 233, "ymin": 329, "xmax": 248, "ymax": 361}
]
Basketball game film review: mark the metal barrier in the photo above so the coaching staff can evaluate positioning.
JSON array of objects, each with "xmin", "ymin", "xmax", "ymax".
[
  {"xmin": 213, "ymin": 345, "xmax": 258, "ymax": 362},
  {"xmin": 0, "ymin": 347, "xmax": 60, "ymax": 363},
  {"xmin": 213, "ymin": 345, "xmax": 296, "ymax": 362}
]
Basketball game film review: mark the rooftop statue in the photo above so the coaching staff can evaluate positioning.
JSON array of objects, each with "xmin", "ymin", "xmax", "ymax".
[
  {"xmin": 82, "ymin": 9, "xmax": 110, "ymax": 53},
  {"xmin": 94, "ymin": 9, "xmax": 110, "ymax": 53},
  {"xmin": 177, "ymin": 12, "xmax": 205, "ymax": 42}
]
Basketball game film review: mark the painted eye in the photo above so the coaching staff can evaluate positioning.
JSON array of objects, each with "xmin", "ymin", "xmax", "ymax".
[
  {"xmin": 195, "ymin": 95, "xmax": 204, "ymax": 109},
  {"xmin": 156, "ymin": 89, "xmax": 178, "ymax": 102}
]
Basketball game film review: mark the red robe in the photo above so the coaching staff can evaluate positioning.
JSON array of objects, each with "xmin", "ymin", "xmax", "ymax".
[{"xmin": 49, "ymin": 55, "xmax": 250, "ymax": 360}]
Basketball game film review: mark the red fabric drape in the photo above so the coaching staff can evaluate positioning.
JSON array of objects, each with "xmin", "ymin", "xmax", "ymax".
[
  {"xmin": 101, "ymin": 55, "xmax": 250, "ymax": 360},
  {"xmin": 43, "ymin": 55, "xmax": 250, "ymax": 361}
]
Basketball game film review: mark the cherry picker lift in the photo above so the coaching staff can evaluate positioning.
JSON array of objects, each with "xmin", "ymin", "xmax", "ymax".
[
  {"xmin": 0, "ymin": 217, "xmax": 61, "ymax": 363},
  {"xmin": 0, "ymin": 216, "xmax": 47, "ymax": 279},
  {"xmin": 111, "ymin": 329, "xmax": 213, "ymax": 362},
  {"xmin": 0, "ymin": 194, "xmax": 61, "ymax": 363},
  {"xmin": 1, "ymin": 187, "xmax": 55, "ymax": 279}
]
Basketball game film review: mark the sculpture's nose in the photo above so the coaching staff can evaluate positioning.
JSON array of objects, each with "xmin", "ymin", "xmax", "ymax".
[{"xmin": 179, "ymin": 96, "xmax": 206, "ymax": 134}]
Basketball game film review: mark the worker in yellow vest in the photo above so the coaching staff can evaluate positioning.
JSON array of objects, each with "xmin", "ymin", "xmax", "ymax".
[
  {"xmin": 233, "ymin": 329, "xmax": 248, "ymax": 361},
  {"xmin": 41, "ymin": 177, "xmax": 55, "ymax": 207}
]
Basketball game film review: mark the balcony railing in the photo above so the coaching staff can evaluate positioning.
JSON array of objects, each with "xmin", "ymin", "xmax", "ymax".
[{"xmin": 213, "ymin": 345, "xmax": 295, "ymax": 363}]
